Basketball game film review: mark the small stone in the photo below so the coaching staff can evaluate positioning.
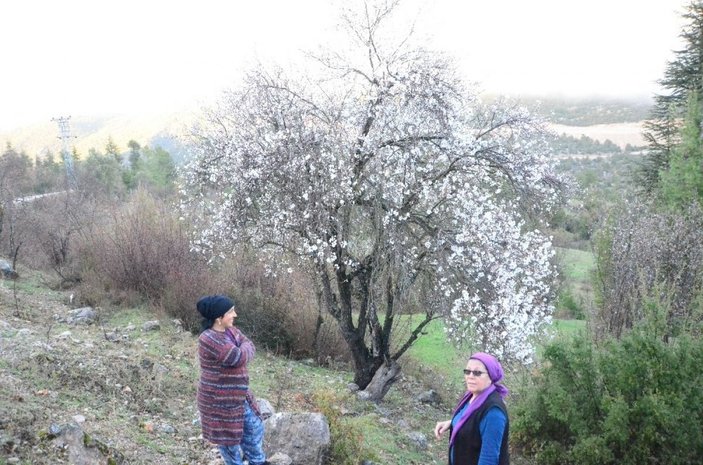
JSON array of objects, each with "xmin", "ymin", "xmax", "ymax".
[
  {"xmin": 406, "ymin": 431, "xmax": 428, "ymax": 451},
  {"xmin": 417, "ymin": 389, "xmax": 441, "ymax": 405},
  {"xmin": 72, "ymin": 415, "xmax": 86, "ymax": 424},
  {"xmin": 256, "ymin": 398, "xmax": 275, "ymax": 420},
  {"xmin": 48, "ymin": 423, "xmax": 64, "ymax": 437},
  {"xmin": 142, "ymin": 320, "xmax": 160, "ymax": 332},
  {"xmin": 157, "ymin": 423, "xmax": 176, "ymax": 434},
  {"xmin": 347, "ymin": 382, "xmax": 360, "ymax": 393},
  {"xmin": 268, "ymin": 452, "xmax": 293, "ymax": 465}
]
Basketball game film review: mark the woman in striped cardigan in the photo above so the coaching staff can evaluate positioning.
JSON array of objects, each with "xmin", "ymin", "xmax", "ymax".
[{"xmin": 196, "ymin": 295, "xmax": 268, "ymax": 465}]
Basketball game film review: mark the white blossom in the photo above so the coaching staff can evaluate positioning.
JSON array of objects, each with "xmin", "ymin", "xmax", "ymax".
[{"xmin": 179, "ymin": 8, "xmax": 563, "ymax": 366}]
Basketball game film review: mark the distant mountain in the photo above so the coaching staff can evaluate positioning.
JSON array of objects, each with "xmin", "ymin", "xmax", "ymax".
[
  {"xmin": 516, "ymin": 95, "xmax": 653, "ymax": 126},
  {"xmin": 0, "ymin": 111, "xmax": 197, "ymax": 164},
  {"xmin": 1, "ymin": 96, "xmax": 654, "ymax": 164}
]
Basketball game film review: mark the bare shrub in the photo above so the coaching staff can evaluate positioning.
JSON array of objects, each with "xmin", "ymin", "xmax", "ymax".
[
  {"xmin": 224, "ymin": 251, "xmax": 350, "ymax": 363},
  {"xmin": 28, "ymin": 193, "xmax": 103, "ymax": 286},
  {"xmin": 159, "ymin": 263, "xmax": 223, "ymax": 333},
  {"xmin": 78, "ymin": 188, "xmax": 217, "ymax": 324},
  {"xmin": 593, "ymin": 201, "xmax": 703, "ymax": 340}
]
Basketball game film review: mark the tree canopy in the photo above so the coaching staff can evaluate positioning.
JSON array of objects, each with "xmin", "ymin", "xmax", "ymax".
[
  {"xmin": 181, "ymin": 1, "xmax": 562, "ymax": 396},
  {"xmin": 640, "ymin": 1, "xmax": 703, "ymax": 193}
]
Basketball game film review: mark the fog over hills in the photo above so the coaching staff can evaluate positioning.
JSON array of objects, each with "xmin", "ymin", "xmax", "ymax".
[
  {"xmin": 0, "ymin": 96, "xmax": 651, "ymax": 162},
  {"xmin": 0, "ymin": 111, "xmax": 196, "ymax": 163}
]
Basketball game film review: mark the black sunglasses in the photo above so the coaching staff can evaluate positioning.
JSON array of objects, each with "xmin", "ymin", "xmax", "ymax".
[{"xmin": 463, "ymin": 369, "xmax": 486, "ymax": 377}]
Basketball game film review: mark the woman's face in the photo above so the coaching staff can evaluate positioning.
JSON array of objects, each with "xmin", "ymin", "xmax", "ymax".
[
  {"xmin": 219, "ymin": 307, "xmax": 237, "ymax": 328},
  {"xmin": 464, "ymin": 359, "xmax": 492, "ymax": 395}
]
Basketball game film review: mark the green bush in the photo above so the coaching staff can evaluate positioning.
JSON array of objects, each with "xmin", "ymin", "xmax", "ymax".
[
  {"xmin": 311, "ymin": 389, "xmax": 378, "ymax": 465},
  {"xmin": 555, "ymin": 288, "xmax": 586, "ymax": 320},
  {"xmin": 513, "ymin": 326, "xmax": 703, "ymax": 465}
]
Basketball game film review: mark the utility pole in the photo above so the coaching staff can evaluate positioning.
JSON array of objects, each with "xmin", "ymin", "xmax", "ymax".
[{"xmin": 51, "ymin": 116, "xmax": 77, "ymax": 187}]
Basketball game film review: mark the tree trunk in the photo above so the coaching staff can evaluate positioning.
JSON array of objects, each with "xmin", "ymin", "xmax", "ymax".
[
  {"xmin": 348, "ymin": 338, "xmax": 381, "ymax": 389},
  {"xmin": 360, "ymin": 360, "xmax": 401, "ymax": 401}
]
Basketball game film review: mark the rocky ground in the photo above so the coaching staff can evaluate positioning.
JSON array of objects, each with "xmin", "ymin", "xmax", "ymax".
[
  {"xmin": 0, "ymin": 273, "xmax": 217, "ymax": 464},
  {"xmin": 0, "ymin": 270, "xmax": 452, "ymax": 465}
]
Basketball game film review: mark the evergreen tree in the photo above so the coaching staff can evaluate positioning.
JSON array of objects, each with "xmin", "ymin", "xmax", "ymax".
[
  {"xmin": 34, "ymin": 150, "xmax": 62, "ymax": 194},
  {"xmin": 134, "ymin": 146, "xmax": 176, "ymax": 195},
  {"xmin": 127, "ymin": 139, "xmax": 141, "ymax": 169},
  {"xmin": 640, "ymin": 2, "xmax": 703, "ymax": 192},
  {"xmin": 81, "ymin": 147, "xmax": 124, "ymax": 196},
  {"xmin": 105, "ymin": 136, "xmax": 122, "ymax": 164},
  {"xmin": 123, "ymin": 140, "xmax": 142, "ymax": 190},
  {"xmin": 658, "ymin": 93, "xmax": 703, "ymax": 209}
]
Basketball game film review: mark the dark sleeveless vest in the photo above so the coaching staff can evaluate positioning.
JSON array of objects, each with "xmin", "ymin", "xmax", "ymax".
[{"xmin": 448, "ymin": 391, "xmax": 510, "ymax": 465}]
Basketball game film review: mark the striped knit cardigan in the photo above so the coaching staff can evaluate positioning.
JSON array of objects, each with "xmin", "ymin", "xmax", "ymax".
[{"xmin": 197, "ymin": 326, "xmax": 258, "ymax": 446}]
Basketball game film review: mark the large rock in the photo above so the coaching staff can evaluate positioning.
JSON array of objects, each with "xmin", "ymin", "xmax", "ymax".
[
  {"xmin": 417, "ymin": 389, "xmax": 441, "ymax": 405},
  {"xmin": 66, "ymin": 307, "xmax": 97, "ymax": 325},
  {"xmin": 49, "ymin": 424, "xmax": 124, "ymax": 464},
  {"xmin": 264, "ymin": 413, "xmax": 330, "ymax": 465},
  {"xmin": 0, "ymin": 259, "xmax": 18, "ymax": 279}
]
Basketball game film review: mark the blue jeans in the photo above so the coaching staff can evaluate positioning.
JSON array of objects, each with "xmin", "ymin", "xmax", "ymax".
[{"xmin": 218, "ymin": 401, "xmax": 266, "ymax": 465}]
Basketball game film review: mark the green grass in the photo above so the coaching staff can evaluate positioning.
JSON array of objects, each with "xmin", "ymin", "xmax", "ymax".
[
  {"xmin": 555, "ymin": 247, "xmax": 597, "ymax": 319},
  {"xmin": 405, "ymin": 318, "xmax": 462, "ymax": 374},
  {"xmin": 556, "ymin": 247, "xmax": 595, "ymax": 281},
  {"xmin": 552, "ymin": 318, "xmax": 587, "ymax": 336},
  {"xmin": 106, "ymin": 306, "xmax": 153, "ymax": 326}
]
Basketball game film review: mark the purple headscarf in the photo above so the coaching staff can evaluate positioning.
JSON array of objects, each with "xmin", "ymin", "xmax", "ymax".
[{"xmin": 449, "ymin": 352, "xmax": 509, "ymax": 446}]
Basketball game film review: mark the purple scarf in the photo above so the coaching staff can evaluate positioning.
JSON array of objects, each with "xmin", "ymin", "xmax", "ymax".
[{"xmin": 449, "ymin": 352, "xmax": 509, "ymax": 446}]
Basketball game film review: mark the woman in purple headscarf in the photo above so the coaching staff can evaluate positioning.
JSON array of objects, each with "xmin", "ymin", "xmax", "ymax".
[{"xmin": 434, "ymin": 352, "xmax": 510, "ymax": 465}]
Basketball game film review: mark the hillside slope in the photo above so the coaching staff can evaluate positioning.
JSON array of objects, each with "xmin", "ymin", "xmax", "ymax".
[
  {"xmin": 0, "ymin": 111, "xmax": 196, "ymax": 160},
  {"xmin": 0, "ymin": 270, "xmax": 451, "ymax": 465}
]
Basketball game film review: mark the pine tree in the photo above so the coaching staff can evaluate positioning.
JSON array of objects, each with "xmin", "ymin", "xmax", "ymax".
[
  {"xmin": 659, "ymin": 93, "xmax": 703, "ymax": 209},
  {"xmin": 640, "ymin": 2, "xmax": 703, "ymax": 193},
  {"xmin": 105, "ymin": 136, "xmax": 122, "ymax": 164}
]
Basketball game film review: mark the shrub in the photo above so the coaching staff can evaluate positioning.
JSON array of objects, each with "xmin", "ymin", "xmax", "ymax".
[
  {"xmin": 592, "ymin": 201, "xmax": 703, "ymax": 340},
  {"xmin": 225, "ymin": 251, "xmax": 350, "ymax": 363},
  {"xmin": 311, "ymin": 389, "xmax": 377, "ymax": 465},
  {"xmin": 78, "ymin": 189, "xmax": 218, "ymax": 327},
  {"xmin": 555, "ymin": 288, "xmax": 586, "ymax": 320},
  {"xmin": 512, "ymin": 323, "xmax": 703, "ymax": 465}
]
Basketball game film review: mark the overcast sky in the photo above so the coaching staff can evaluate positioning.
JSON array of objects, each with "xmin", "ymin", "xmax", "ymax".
[{"xmin": 0, "ymin": 0, "xmax": 688, "ymax": 131}]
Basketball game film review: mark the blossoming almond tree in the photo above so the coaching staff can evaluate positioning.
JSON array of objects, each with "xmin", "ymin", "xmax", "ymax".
[{"xmin": 181, "ymin": 1, "xmax": 562, "ymax": 399}]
